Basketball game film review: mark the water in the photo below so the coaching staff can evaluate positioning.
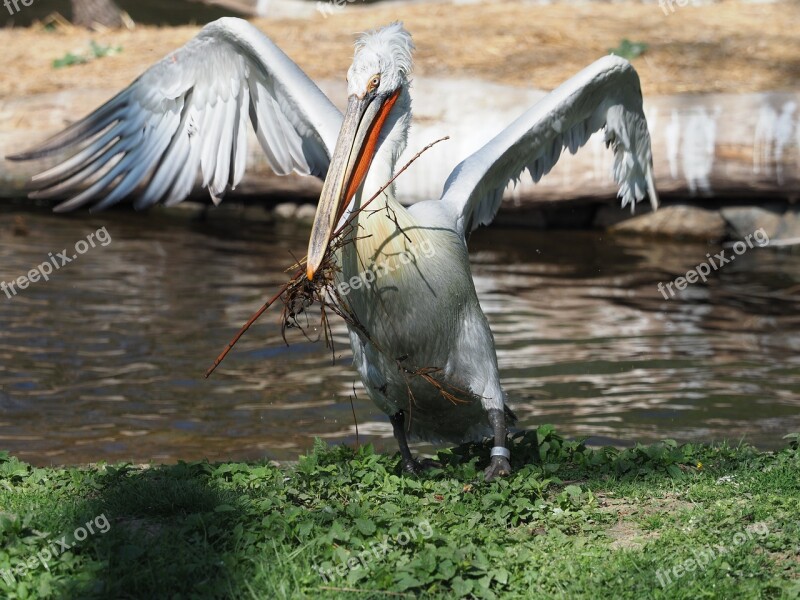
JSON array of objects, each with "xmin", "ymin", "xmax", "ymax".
[{"xmin": 0, "ymin": 204, "xmax": 798, "ymax": 466}]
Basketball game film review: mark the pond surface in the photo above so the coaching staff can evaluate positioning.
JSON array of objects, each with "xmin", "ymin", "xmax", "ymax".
[{"xmin": 0, "ymin": 204, "xmax": 798, "ymax": 466}]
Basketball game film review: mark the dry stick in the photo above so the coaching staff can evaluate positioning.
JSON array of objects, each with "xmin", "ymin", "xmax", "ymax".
[
  {"xmin": 350, "ymin": 382, "xmax": 360, "ymax": 448},
  {"xmin": 333, "ymin": 135, "xmax": 449, "ymax": 237},
  {"xmin": 205, "ymin": 268, "xmax": 303, "ymax": 378},
  {"xmin": 204, "ymin": 136, "xmax": 449, "ymax": 379}
]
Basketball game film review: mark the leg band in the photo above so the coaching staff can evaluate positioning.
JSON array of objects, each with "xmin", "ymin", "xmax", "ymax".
[{"xmin": 490, "ymin": 446, "xmax": 510, "ymax": 460}]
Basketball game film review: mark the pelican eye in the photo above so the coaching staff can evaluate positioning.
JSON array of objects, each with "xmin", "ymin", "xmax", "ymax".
[{"xmin": 367, "ymin": 75, "xmax": 381, "ymax": 93}]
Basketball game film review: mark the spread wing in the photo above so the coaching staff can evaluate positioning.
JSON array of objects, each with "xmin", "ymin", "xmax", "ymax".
[
  {"xmin": 438, "ymin": 55, "xmax": 658, "ymax": 237},
  {"xmin": 7, "ymin": 17, "xmax": 342, "ymax": 212}
]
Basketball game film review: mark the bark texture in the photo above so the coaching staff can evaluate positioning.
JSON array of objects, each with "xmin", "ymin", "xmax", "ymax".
[{"xmin": 70, "ymin": 0, "xmax": 125, "ymax": 29}]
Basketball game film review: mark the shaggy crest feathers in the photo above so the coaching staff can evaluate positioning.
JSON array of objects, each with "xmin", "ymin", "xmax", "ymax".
[
  {"xmin": 348, "ymin": 22, "xmax": 414, "ymax": 95},
  {"xmin": 355, "ymin": 22, "xmax": 414, "ymax": 76}
]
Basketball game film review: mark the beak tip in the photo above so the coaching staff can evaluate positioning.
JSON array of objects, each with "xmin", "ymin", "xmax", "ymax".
[{"xmin": 306, "ymin": 266, "xmax": 316, "ymax": 281}]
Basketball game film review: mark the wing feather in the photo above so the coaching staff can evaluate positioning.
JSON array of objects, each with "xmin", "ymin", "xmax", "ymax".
[
  {"xmin": 8, "ymin": 17, "xmax": 342, "ymax": 211},
  {"xmin": 164, "ymin": 131, "xmax": 202, "ymax": 207},
  {"xmin": 230, "ymin": 83, "xmax": 249, "ymax": 189},
  {"xmin": 250, "ymin": 79, "xmax": 290, "ymax": 176},
  {"xmin": 439, "ymin": 55, "xmax": 658, "ymax": 237},
  {"xmin": 199, "ymin": 99, "xmax": 224, "ymax": 190},
  {"xmin": 211, "ymin": 96, "xmax": 237, "ymax": 199},
  {"xmin": 135, "ymin": 95, "xmax": 197, "ymax": 209}
]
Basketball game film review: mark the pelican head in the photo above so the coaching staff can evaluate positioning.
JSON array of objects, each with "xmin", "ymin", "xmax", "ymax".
[{"xmin": 306, "ymin": 22, "xmax": 414, "ymax": 280}]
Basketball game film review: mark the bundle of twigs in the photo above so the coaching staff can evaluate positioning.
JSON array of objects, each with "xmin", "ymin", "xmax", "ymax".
[
  {"xmin": 205, "ymin": 136, "xmax": 449, "ymax": 379},
  {"xmin": 204, "ymin": 135, "xmax": 474, "ymax": 411}
]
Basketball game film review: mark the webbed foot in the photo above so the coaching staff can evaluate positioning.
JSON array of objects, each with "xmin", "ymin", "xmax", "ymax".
[
  {"xmin": 484, "ymin": 455, "xmax": 511, "ymax": 482},
  {"xmin": 401, "ymin": 457, "xmax": 442, "ymax": 476}
]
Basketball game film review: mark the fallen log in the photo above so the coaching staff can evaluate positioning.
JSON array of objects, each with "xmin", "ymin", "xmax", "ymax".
[{"xmin": 2, "ymin": 80, "xmax": 797, "ymax": 211}]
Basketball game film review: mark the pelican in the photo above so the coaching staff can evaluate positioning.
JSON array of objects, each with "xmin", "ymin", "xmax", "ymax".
[{"xmin": 9, "ymin": 18, "xmax": 658, "ymax": 480}]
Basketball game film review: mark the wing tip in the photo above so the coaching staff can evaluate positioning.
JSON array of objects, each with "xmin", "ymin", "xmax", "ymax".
[
  {"xmin": 5, "ymin": 151, "xmax": 29, "ymax": 162},
  {"xmin": 647, "ymin": 175, "xmax": 660, "ymax": 212},
  {"xmin": 5, "ymin": 146, "xmax": 55, "ymax": 162},
  {"xmin": 52, "ymin": 200, "xmax": 75, "ymax": 213}
]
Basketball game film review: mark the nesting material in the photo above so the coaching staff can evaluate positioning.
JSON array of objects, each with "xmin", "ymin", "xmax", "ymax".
[{"xmin": 205, "ymin": 137, "xmax": 470, "ymax": 409}]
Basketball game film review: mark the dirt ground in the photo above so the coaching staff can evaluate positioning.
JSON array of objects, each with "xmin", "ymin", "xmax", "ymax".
[{"xmin": 0, "ymin": 0, "xmax": 798, "ymax": 99}]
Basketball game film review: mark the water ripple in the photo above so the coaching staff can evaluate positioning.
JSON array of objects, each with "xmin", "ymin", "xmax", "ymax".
[{"xmin": 0, "ymin": 207, "xmax": 798, "ymax": 465}]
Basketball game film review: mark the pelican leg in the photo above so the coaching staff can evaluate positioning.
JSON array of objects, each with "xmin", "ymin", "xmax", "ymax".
[
  {"xmin": 389, "ymin": 410, "xmax": 421, "ymax": 474},
  {"xmin": 389, "ymin": 411, "xmax": 442, "ymax": 475},
  {"xmin": 484, "ymin": 408, "xmax": 511, "ymax": 482},
  {"xmin": 531, "ymin": 428, "xmax": 542, "ymax": 465}
]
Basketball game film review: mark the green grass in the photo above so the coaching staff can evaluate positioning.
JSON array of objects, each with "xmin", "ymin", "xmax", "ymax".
[
  {"xmin": 609, "ymin": 39, "xmax": 648, "ymax": 60},
  {"xmin": 1, "ymin": 428, "xmax": 798, "ymax": 599},
  {"xmin": 52, "ymin": 41, "xmax": 123, "ymax": 69}
]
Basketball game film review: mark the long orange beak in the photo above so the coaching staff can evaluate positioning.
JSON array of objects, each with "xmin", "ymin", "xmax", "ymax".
[{"xmin": 306, "ymin": 88, "xmax": 401, "ymax": 280}]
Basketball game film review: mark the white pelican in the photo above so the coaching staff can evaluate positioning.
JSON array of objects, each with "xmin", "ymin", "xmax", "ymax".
[{"xmin": 9, "ymin": 18, "xmax": 658, "ymax": 480}]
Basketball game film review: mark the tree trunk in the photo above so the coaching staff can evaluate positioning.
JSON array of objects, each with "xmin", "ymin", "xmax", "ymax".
[{"xmin": 70, "ymin": 0, "xmax": 125, "ymax": 30}]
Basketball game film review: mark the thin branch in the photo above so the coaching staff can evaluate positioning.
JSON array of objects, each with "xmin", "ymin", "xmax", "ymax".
[
  {"xmin": 204, "ymin": 269, "xmax": 302, "ymax": 378},
  {"xmin": 350, "ymin": 381, "xmax": 360, "ymax": 448},
  {"xmin": 204, "ymin": 136, "xmax": 449, "ymax": 382},
  {"xmin": 333, "ymin": 136, "xmax": 449, "ymax": 238}
]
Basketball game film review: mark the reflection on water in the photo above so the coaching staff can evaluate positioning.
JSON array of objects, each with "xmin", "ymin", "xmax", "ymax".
[{"xmin": 0, "ymin": 204, "xmax": 798, "ymax": 466}]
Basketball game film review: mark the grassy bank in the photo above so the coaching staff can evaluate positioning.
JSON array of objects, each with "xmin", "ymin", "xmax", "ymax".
[{"xmin": 1, "ymin": 428, "xmax": 798, "ymax": 599}]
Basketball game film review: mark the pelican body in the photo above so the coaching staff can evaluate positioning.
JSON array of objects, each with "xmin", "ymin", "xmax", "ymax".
[
  {"xmin": 339, "ymin": 192, "xmax": 506, "ymax": 446},
  {"xmin": 9, "ymin": 19, "xmax": 658, "ymax": 480}
]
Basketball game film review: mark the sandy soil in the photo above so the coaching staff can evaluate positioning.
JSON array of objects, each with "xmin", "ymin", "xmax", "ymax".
[{"xmin": 0, "ymin": 0, "xmax": 798, "ymax": 99}]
